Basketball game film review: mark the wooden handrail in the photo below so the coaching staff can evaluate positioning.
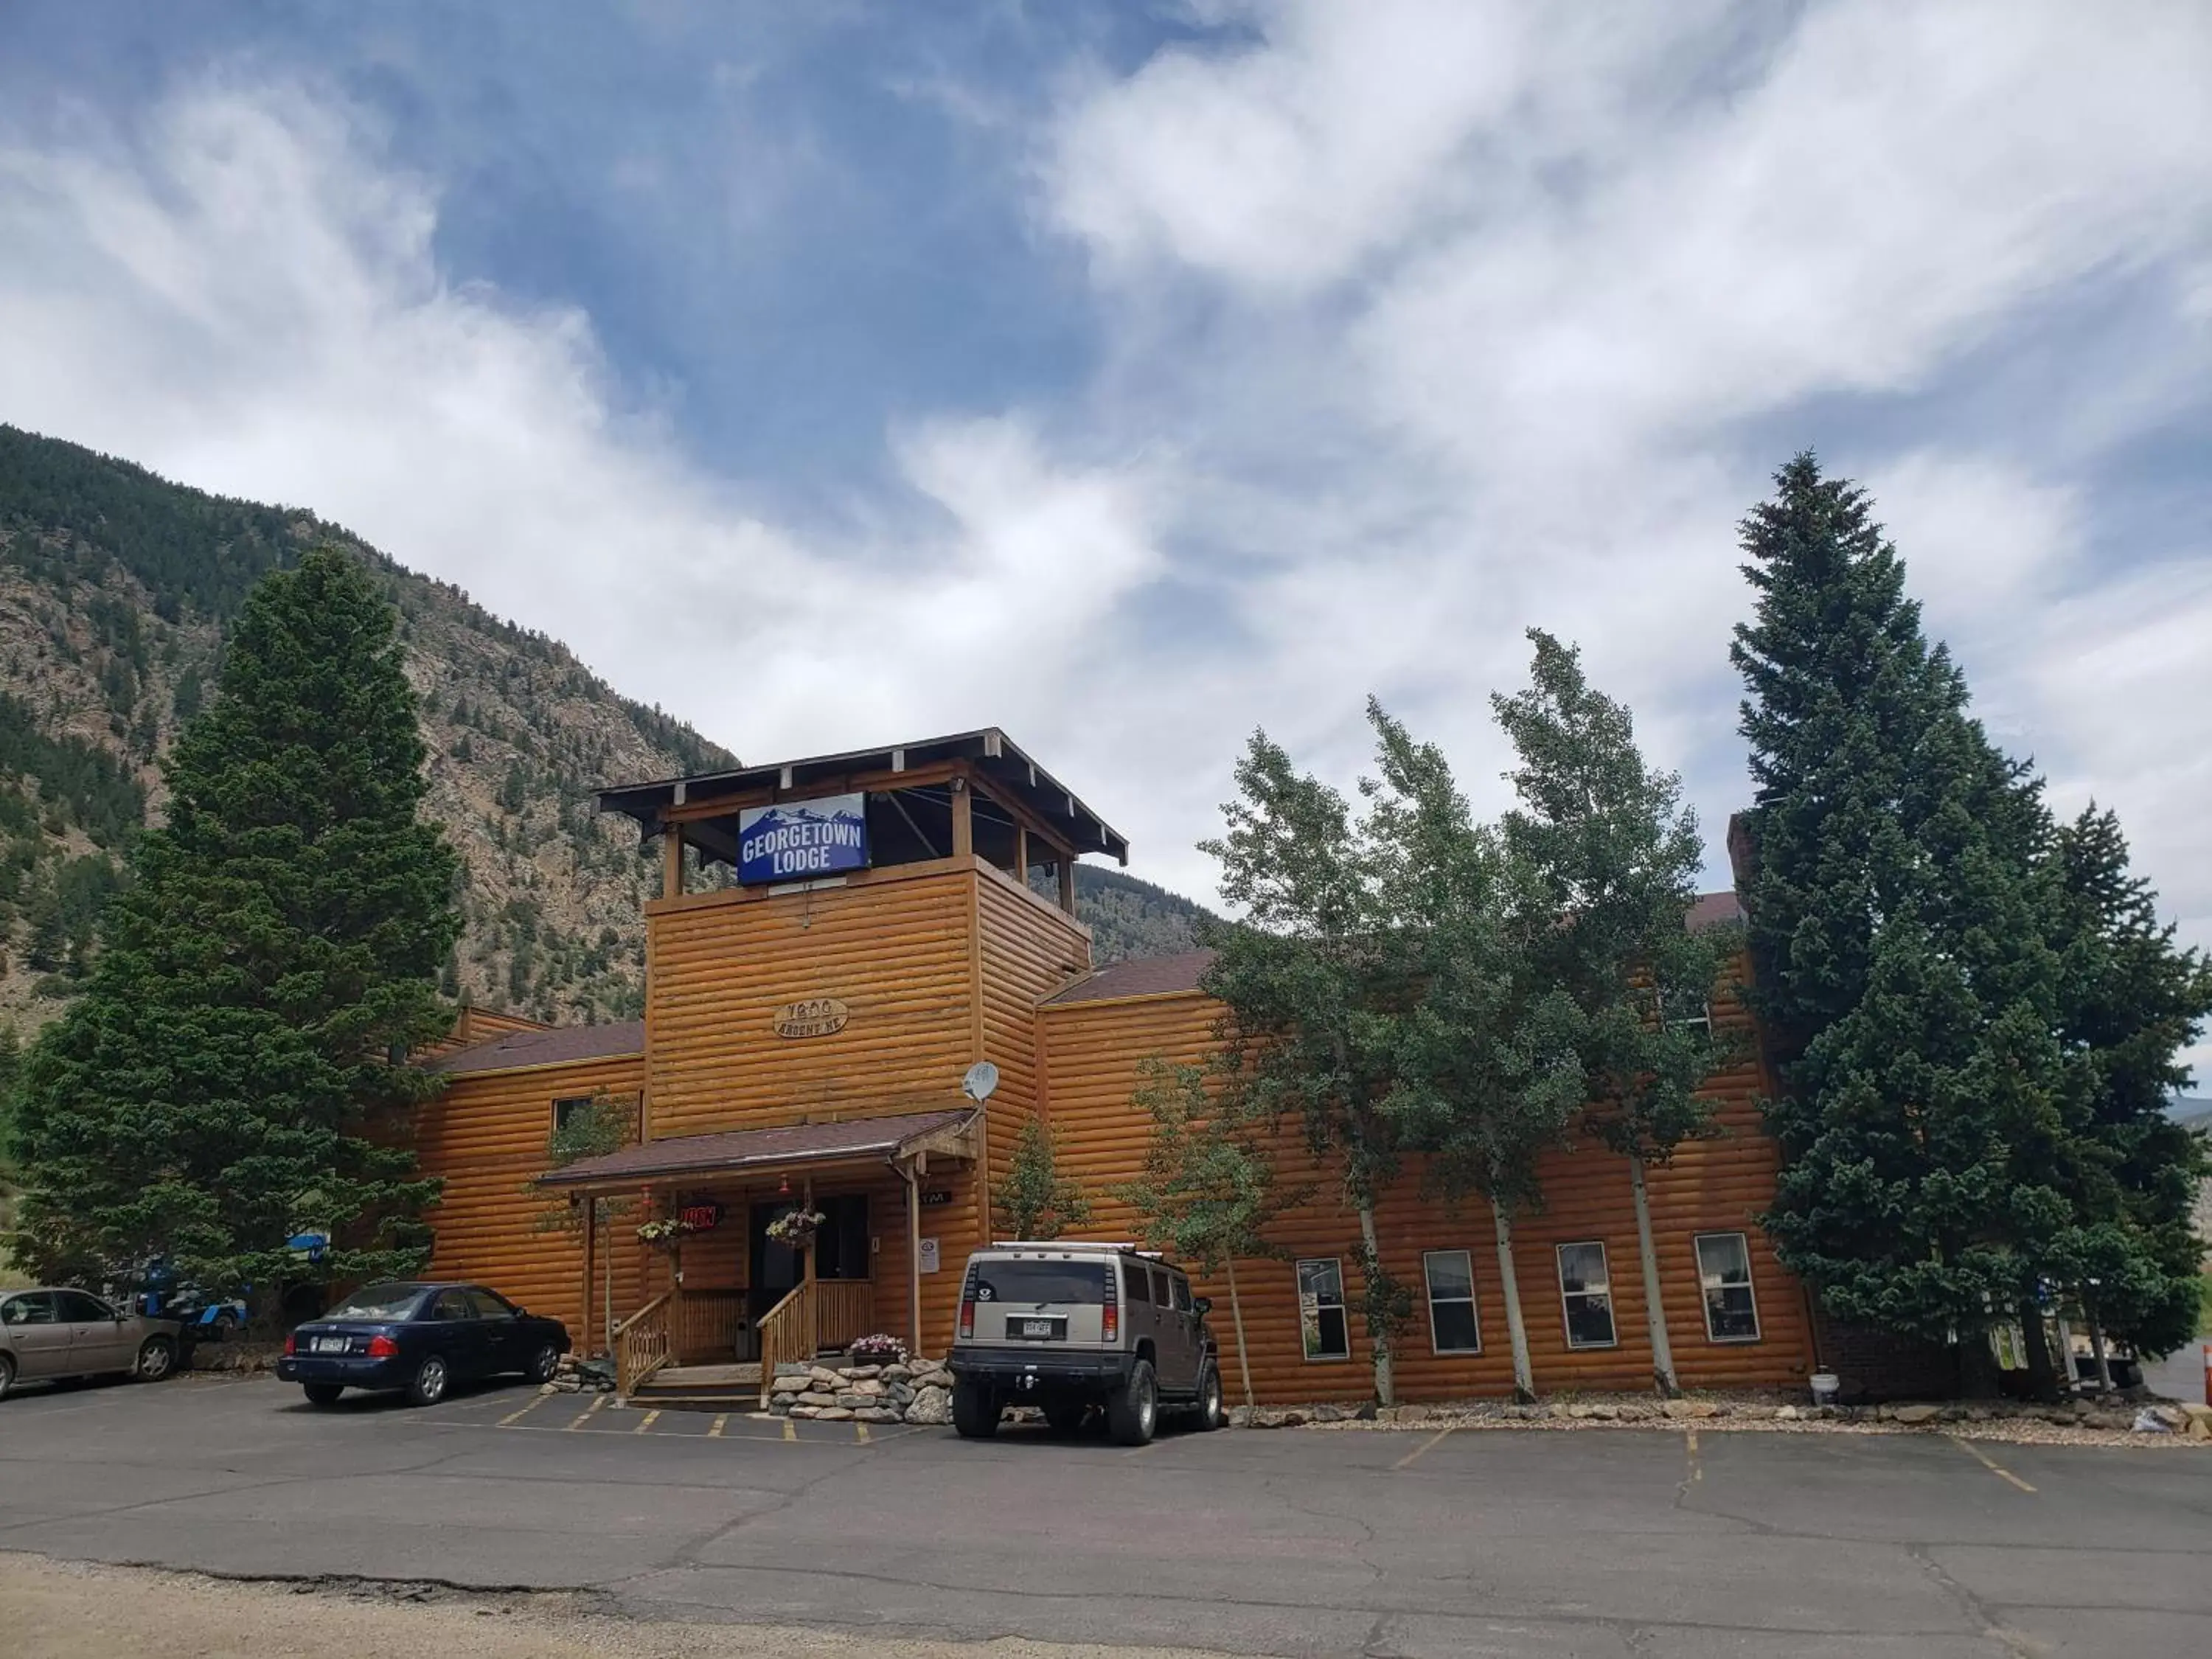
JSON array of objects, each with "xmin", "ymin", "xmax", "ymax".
[
  {"xmin": 615, "ymin": 1292, "xmax": 672, "ymax": 1397},
  {"xmin": 757, "ymin": 1281, "xmax": 813, "ymax": 1408},
  {"xmin": 815, "ymin": 1279, "xmax": 875, "ymax": 1353}
]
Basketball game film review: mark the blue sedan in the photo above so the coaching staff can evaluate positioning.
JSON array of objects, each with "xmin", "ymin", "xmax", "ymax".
[{"xmin": 277, "ymin": 1281, "xmax": 570, "ymax": 1407}]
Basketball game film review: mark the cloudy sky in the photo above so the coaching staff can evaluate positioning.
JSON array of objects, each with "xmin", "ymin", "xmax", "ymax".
[{"xmin": 2, "ymin": 2, "xmax": 2208, "ymax": 1071}]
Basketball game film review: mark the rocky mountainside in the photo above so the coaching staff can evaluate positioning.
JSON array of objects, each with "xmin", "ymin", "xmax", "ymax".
[{"xmin": 0, "ymin": 426, "xmax": 1211, "ymax": 1038}]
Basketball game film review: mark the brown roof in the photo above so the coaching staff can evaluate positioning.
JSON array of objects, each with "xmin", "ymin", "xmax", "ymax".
[
  {"xmin": 1040, "ymin": 949, "xmax": 1215, "ymax": 1006},
  {"xmin": 427, "ymin": 1019, "xmax": 646, "ymax": 1077},
  {"xmin": 1040, "ymin": 894, "xmax": 1742, "ymax": 1007},
  {"xmin": 1686, "ymin": 890, "xmax": 1745, "ymax": 931},
  {"xmin": 538, "ymin": 1107, "xmax": 976, "ymax": 1188}
]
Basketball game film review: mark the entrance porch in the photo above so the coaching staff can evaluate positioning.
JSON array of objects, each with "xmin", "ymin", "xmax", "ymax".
[{"xmin": 537, "ymin": 1106, "xmax": 979, "ymax": 1407}]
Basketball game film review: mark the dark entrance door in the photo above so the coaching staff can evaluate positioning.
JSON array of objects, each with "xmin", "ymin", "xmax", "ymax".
[{"xmin": 748, "ymin": 1202, "xmax": 804, "ymax": 1329}]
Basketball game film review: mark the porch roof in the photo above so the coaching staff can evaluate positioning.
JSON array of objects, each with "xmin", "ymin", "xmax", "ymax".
[{"xmin": 538, "ymin": 1107, "xmax": 977, "ymax": 1189}]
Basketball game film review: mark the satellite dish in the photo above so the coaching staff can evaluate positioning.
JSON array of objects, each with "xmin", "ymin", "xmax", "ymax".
[{"xmin": 961, "ymin": 1061, "xmax": 1000, "ymax": 1103}]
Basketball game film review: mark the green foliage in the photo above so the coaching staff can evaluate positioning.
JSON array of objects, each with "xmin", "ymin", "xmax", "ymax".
[
  {"xmin": 8, "ymin": 550, "xmax": 463, "ymax": 1301},
  {"xmin": 1730, "ymin": 453, "xmax": 2207, "ymax": 1375},
  {"xmin": 1113, "ymin": 1059, "xmax": 1305, "ymax": 1270},
  {"xmin": 1491, "ymin": 631, "xmax": 1733, "ymax": 1167},
  {"xmin": 0, "ymin": 692, "xmax": 147, "ymax": 846},
  {"xmin": 991, "ymin": 1117, "xmax": 1092, "ymax": 1241},
  {"xmin": 2046, "ymin": 806, "xmax": 2212, "ymax": 1355}
]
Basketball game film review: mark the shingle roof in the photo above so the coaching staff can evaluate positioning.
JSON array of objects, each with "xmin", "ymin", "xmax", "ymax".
[
  {"xmin": 1039, "ymin": 894, "xmax": 1744, "ymax": 1008},
  {"xmin": 537, "ymin": 1107, "xmax": 976, "ymax": 1187},
  {"xmin": 426, "ymin": 1019, "xmax": 646, "ymax": 1077},
  {"xmin": 1039, "ymin": 949, "xmax": 1215, "ymax": 1006}
]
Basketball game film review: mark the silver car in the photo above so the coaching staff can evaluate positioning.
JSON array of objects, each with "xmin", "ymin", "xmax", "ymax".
[{"xmin": 0, "ymin": 1285, "xmax": 184, "ymax": 1399}]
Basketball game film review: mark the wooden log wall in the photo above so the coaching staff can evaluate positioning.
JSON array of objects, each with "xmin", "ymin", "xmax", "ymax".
[
  {"xmin": 973, "ymin": 866, "xmax": 1093, "ymax": 1239},
  {"xmin": 644, "ymin": 865, "xmax": 979, "ymax": 1138},
  {"xmin": 1034, "ymin": 964, "xmax": 1815, "ymax": 1404},
  {"xmin": 413, "ymin": 1054, "xmax": 650, "ymax": 1343}
]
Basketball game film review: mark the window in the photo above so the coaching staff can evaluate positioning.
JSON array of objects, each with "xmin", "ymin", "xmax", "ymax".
[
  {"xmin": 552, "ymin": 1096, "xmax": 599, "ymax": 1134},
  {"xmin": 1150, "ymin": 1266, "xmax": 1172, "ymax": 1308},
  {"xmin": 1422, "ymin": 1250, "xmax": 1481, "ymax": 1354},
  {"xmin": 55, "ymin": 1290, "xmax": 114, "ymax": 1323},
  {"xmin": 467, "ymin": 1288, "xmax": 519, "ymax": 1321},
  {"xmin": 1121, "ymin": 1261, "xmax": 1153, "ymax": 1304},
  {"xmin": 429, "ymin": 1289, "xmax": 477, "ymax": 1322},
  {"xmin": 1169, "ymin": 1275, "xmax": 1192, "ymax": 1314},
  {"xmin": 1296, "ymin": 1258, "xmax": 1350, "ymax": 1361},
  {"xmin": 974, "ymin": 1261, "xmax": 1110, "ymax": 1305},
  {"xmin": 326, "ymin": 1283, "xmax": 431, "ymax": 1321},
  {"xmin": 1, "ymin": 1292, "xmax": 55, "ymax": 1326},
  {"xmin": 1556, "ymin": 1242, "xmax": 1617, "ymax": 1349},
  {"xmin": 1694, "ymin": 1232, "xmax": 1761, "ymax": 1343}
]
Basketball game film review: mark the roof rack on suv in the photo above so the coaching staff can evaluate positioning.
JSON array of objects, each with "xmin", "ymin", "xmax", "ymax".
[{"xmin": 989, "ymin": 1240, "xmax": 1163, "ymax": 1256}]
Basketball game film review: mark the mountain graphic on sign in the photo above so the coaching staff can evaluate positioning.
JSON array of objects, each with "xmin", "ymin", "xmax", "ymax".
[{"xmin": 748, "ymin": 804, "xmax": 856, "ymax": 834}]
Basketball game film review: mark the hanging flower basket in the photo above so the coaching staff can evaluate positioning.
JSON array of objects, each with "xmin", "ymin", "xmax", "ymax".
[
  {"xmin": 636, "ymin": 1216, "xmax": 700, "ymax": 1252},
  {"xmin": 765, "ymin": 1208, "xmax": 827, "ymax": 1251}
]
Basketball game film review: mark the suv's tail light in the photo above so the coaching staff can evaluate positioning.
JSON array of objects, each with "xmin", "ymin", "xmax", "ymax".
[
  {"xmin": 282, "ymin": 1332, "xmax": 296, "ymax": 1357},
  {"xmin": 1102, "ymin": 1267, "xmax": 1119, "ymax": 1343},
  {"xmin": 958, "ymin": 1298, "xmax": 975, "ymax": 1340},
  {"xmin": 366, "ymin": 1333, "xmax": 399, "ymax": 1359}
]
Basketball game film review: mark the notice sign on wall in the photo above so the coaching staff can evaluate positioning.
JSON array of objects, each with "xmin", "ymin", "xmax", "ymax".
[
  {"xmin": 919, "ymin": 1238, "xmax": 941, "ymax": 1274},
  {"xmin": 738, "ymin": 793, "xmax": 869, "ymax": 885}
]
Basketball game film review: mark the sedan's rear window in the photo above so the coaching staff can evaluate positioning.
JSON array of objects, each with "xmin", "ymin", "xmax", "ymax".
[
  {"xmin": 973, "ymin": 1260, "xmax": 1110, "ymax": 1305},
  {"xmin": 324, "ymin": 1284, "xmax": 429, "ymax": 1320}
]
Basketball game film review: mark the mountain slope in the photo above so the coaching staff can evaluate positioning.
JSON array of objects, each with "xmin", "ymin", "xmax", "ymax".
[{"xmin": 0, "ymin": 425, "xmax": 1214, "ymax": 1028}]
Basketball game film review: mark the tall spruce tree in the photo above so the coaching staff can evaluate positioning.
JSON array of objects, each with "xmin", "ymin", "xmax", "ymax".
[
  {"xmin": 1733, "ymin": 456, "xmax": 2079, "ymax": 1395},
  {"xmin": 1199, "ymin": 728, "xmax": 1414, "ymax": 1404},
  {"xmin": 2048, "ymin": 806, "xmax": 2212, "ymax": 1362},
  {"xmin": 1492, "ymin": 632, "xmax": 1732, "ymax": 1397},
  {"xmin": 10, "ymin": 549, "xmax": 460, "ymax": 1308}
]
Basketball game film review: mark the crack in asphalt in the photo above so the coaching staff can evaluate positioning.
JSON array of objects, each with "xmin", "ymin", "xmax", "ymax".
[{"xmin": 1909, "ymin": 1543, "xmax": 2045, "ymax": 1659}]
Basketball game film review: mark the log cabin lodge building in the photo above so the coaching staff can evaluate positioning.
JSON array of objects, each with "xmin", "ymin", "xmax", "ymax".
[{"xmin": 414, "ymin": 729, "xmax": 1818, "ymax": 1404}]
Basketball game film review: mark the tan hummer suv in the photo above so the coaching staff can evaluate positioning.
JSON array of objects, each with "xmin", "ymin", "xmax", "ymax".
[{"xmin": 947, "ymin": 1242, "xmax": 1227, "ymax": 1445}]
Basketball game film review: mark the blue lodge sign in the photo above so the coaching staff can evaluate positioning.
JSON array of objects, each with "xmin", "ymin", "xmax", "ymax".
[{"xmin": 738, "ymin": 793, "xmax": 869, "ymax": 884}]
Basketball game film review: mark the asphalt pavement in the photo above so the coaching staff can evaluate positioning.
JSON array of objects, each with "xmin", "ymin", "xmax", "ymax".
[{"xmin": 1, "ymin": 1368, "xmax": 2208, "ymax": 1658}]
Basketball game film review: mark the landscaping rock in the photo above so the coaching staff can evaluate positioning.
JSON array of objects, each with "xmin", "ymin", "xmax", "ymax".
[
  {"xmin": 1775, "ymin": 1405, "xmax": 1799, "ymax": 1422},
  {"xmin": 835, "ymin": 1391, "xmax": 870, "ymax": 1409},
  {"xmin": 1396, "ymin": 1404, "xmax": 1429, "ymax": 1425},
  {"xmin": 1892, "ymin": 1404, "xmax": 1941, "ymax": 1426},
  {"xmin": 794, "ymin": 1391, "xmax": 836, "ymax": 1411},
  {"xmin": 786, "ymin": 1405, "xmax": 818, "ymax": 1419},
  {"xmin": 855, "ymin": 1407, "xmax": 902, "ymax": 1423},
  {"xmin": 904, "ymin": 1385, "xmax": 952, "ymax": 1425},
  {"xmin": 880, "ymin": 1363, "xmax": 912, "ymax": 1382},
  {"xmin": 815, "ymin": 1406, "xmax": 855, "ymax": 1422},
  {"xmin": 1228, "ymin": 1405, "xmax": 1254, "ymax": 1428}
]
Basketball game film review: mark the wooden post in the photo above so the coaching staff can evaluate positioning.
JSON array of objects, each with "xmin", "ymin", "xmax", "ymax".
[
  {"xmin": 661, "ymin": 822, "xmax": 684, "ymax": 900},
  {"xmin": 950, "ymin": 779, "xmax": 973, "ymax": 861},
  {"xmin": 1014, "ymin": 824, "xmax": 1028, "ymax": 885},
  {"xmin": 1057, "ymin": 856, "xmax": 1075, "ymax": 915},
  {"xmin": 580, "ymin": 1194, "xmax": 597, "ymax": 1359},
  {"xmin": 904, "ymin": 1159, "xmax": 924, "ymax": 1358}
]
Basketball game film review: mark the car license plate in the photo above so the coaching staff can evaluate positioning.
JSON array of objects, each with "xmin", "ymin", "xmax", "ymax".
[
  {"xmin": 1015, "ymin": 1318, "xmax": 1058, "ymax": 1340},
  {"xmin": 312, "ymin": 1337, "xmax": 349, "ymax": 1354}
]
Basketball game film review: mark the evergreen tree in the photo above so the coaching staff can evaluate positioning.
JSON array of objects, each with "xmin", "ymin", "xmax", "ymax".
[
  {"xmin": 1114, "ymin": 1058, "xmax": 1308, "ymax": 1406},
  {"xmin": 1492, "ymin": 633, "xmax": 1732, "ymax": 1396},
  {"xmin": 1200, "ymin": 728, "xmax": 1414, "ymax": 1403},
  {"xmin": 2048, "ymin": 807, "xmax": 2212, "ymax": 1362},
  {"xmin": 990, "ymin": 1118, "xmax": 1091, "ymax": 1241},
  {"xmin": 9, "ymin": 549, "xmax": 462, "ymax": 1307},
  {"xmin": 1732, "ymin": 456, "xmax": 2076, "ymax": 1394}
]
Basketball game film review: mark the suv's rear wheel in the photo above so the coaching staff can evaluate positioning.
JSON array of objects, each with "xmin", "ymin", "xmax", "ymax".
[
  {"xmin": 1107, "ymin": 1359, "xmax": 1158, "ymax": 1446},
  {"xmin": 1194, "ymin": 1361, "xmax": 1225, "ymax": 1430},
  {"xmin": 951, "ymin": 1379, "xmax": 999, "ymax": 1439}
]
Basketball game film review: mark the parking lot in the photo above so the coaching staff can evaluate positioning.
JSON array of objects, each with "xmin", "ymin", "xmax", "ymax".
[{"xmin": 2, "ymin": 1370, "xmax": 2209, "ymax": 1657}]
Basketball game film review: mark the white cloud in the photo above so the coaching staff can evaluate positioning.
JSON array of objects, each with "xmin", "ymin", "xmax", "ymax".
[{"xmin": 1, "ymin": 7, "xmax": 2210, "ymax": 1097}]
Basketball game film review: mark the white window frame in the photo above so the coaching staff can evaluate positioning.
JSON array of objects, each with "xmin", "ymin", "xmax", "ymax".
[
  {"xmin": 1555, "ymin": 1240, "xmax": 1618, "ymax": 1350},
  {"xmin": 1693, "ymin": 1231, "xmax": 1763, "ymax": 1344},
  {"xmin": 1422, "ymin": 1249, "xmax": 1482, "ymax": 1355},
  {"xmin": 1295, "ymin": 1257, "xmax": 1351, "ymax": 1363}
]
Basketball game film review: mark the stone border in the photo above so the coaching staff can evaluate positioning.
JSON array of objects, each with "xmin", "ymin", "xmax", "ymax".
[{"xmin": 1231, "ymin": 1396, "xmax": 2212, "ymax": 1448}]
